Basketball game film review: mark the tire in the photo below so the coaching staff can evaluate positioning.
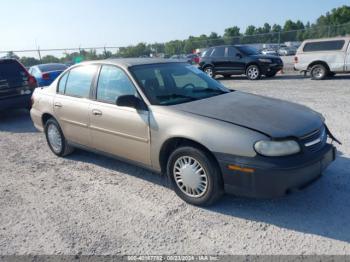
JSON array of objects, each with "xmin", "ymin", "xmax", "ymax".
[
  {"xmin": 246, "ymin": 65, "xmax": 261, "ymax": 80},
  {"xmin": 310, "ymin": 64, "xmax": 328, "ymax": 80},
  {"xmin": 167, "ymin": 146, "xmax": 224, "ymax": 206},
  {"xmin": 204, "ymin": 66, "xmax": 215, "ymax": 78},
  {"xmin": 265, "ymin": 71, "xmax": 277, "ymax": 78},
  {"xmin": 44, "ymin": 118, "xmax": 74, "ymax": 157}
]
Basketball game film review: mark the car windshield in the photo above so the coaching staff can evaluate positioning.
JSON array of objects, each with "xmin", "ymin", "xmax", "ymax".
[
  {"xmin": 236, "ymin": 46, "xmax": 260, "ymax": 55},
  {"xmin": 130, "ymin": 63, "xmax": 230, "ymax": 106},
  {"xmin": 38, "ymin": 64, "xmax": 68, "ymax": 72}
]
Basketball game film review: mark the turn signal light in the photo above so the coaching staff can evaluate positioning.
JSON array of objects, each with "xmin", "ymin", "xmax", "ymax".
[{"xmin": 227, "ymin": 165, "xmax": 255, "ymax": 173}]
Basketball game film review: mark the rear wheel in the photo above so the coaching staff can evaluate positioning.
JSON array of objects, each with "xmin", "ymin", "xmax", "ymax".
[
  {"xmin": 204, "ymin": 66, "xmax": 215, "ymax": 78},
  {"xmin": 310, "ymin": 64, "xmax": 328, "ymax": 80},
  {"xmin": 167, "ymin": 146, "xmax": 223, "ymax": 206},
  {"xmin": 246, "ymin": 65, "xmax": 261, "ymax": 80},
  {"xmin": 45, "ymin": 118, "xmax": 74, "ymax": 157}
]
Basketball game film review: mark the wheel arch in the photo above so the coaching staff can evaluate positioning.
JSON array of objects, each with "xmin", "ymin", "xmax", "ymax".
[
  {"xmin": 307, "ymin": 61, "xmax": 330, "ymax": 71},
  {"xmin": 159, "ymin": 137, "xmax": 221, "ymax": 175},
  {"xmin": 245, "ymin": 62, "xmax": 260, "ymax": 71},
  {"xmin": 42, "ymin": 113, "xmax": 56, "ymax": 127}
]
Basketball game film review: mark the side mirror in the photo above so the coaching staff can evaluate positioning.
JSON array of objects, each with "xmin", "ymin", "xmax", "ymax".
[
  {"xmin": 116, "ymin": 95, "xmax": 147, "ymax": 110},
  {"xmin": 236, "ymin": 53, "xmax": 243, "ymax": 59}
]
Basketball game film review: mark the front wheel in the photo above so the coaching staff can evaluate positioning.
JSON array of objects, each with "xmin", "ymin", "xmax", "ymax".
[
  {"xmin": 310, "ymin": 64, "xmax": 328, "ymax": 80},
  {"xmin": 167, "ymin": 146, "xmax": 223, "ymax": 206},
  {"xmin": 45, "ymin": 118, "xmax": 74, "ymax": 157},
  {"xmin": 246, "ymin": 65, "xmax": 261, "ymax": 80},
  {"xmin": 204, "ymin": 66, "xmax": 215, "ymax": 78}
]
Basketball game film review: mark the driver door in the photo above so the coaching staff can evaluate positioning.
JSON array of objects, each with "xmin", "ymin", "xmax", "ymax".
[{"xmin": 89, "ymin": 65, "xmax": 151, "ymax": 166}]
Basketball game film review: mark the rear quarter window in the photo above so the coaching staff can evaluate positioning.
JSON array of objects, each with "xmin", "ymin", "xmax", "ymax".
[{"xmin": 303, "ymin": 40, "xmax": 345, "ymax": 52}]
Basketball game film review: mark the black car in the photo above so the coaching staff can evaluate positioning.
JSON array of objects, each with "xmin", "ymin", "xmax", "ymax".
[
  {"xmin": 0, "ymin": 59, "xmax": 37, "ymax": 111},
  {"xmin": 198, "ymin": 45, "xmax": 284, "ymax": 80}
]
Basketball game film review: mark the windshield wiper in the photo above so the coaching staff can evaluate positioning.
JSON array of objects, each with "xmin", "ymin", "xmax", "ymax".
[
  {"xmin": 156, "ymin": 94, "xmax": 197, "ymax": 101},
  {"xmin": 192, "ymin": 88, "xmax": 229, "ymax": 94}
]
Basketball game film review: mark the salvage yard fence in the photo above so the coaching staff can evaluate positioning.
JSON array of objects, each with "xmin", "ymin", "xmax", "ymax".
[{"xmin": 1, "ymin": 22, "xmax": 350, "ymax": 66}]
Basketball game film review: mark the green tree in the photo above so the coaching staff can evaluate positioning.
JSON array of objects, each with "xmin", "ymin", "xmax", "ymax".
[
  {"xmin": 245, "ymin": 25, "xmax": 256, "ymax": 35},
  {"xmin": 5, "ymin": 51, "xmax": 19, "ymax": 60},
  {"xmin": 223, "ymin": 26, "xmax": 241, "ymax": 44},
  {"xmin": 41, "ymin": 55, "xmax": 60, "ymax": 64}
]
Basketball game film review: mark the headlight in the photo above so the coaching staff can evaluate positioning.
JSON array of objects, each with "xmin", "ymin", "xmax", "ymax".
[
  {"xmin": 254, "ymin": 140, "xmax": 300, "ymax": 156},
  {"xmin": 258, "ymin": 58, "xmax": 272, "ymax": 63}
]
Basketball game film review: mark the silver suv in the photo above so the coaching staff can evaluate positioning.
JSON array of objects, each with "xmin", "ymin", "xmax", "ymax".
[{"xmin": 294, "ymin": 37, "xmax": 350, "ymax": 80}]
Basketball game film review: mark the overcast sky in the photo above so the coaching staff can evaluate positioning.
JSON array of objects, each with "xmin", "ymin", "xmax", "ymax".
[{"xmin": 0, "ymin": 0, "xmax": 348, "ymax": 51}]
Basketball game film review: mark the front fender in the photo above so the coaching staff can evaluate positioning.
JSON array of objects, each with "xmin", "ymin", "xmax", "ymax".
[{"xmin": 149, "ymin": 107, "xmax": 268, "ymax": 170}]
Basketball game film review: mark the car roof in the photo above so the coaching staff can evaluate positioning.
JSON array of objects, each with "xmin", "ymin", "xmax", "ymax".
[{"xmin": 81, "ymin": 58, "xmax": 184, "ymax": 68}]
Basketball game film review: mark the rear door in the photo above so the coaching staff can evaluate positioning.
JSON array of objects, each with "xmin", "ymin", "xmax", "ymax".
[
  {"xmin": 0, "ymin": 60, "xmax": 34, "ymax": 100},
  {"xmin": 53, "ymin": 65, "xmax": 98, "ymax": 147}
]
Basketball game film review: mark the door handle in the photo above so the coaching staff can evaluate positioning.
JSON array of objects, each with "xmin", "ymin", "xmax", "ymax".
[
  {"xmin": 54, "ymin": 102, "xmax": 62, "ymax": 108},
  {"xmin": 92, "ymin": 109, "xmax": 102, "ymax": 116}
]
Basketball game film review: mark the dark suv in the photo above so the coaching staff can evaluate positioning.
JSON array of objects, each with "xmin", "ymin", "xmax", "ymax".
[
  {"xmin": 0, "ymin": 59, "xmax": 37, "ymax": 111},
  {"xmin": 199, "ymin": 45, "xmax": 283, "ymax": 80}
]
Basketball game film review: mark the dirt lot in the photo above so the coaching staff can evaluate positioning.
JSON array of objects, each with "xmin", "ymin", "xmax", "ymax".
[{"xmin": 0, "ymin": 73, "xmax": 349, "ymax": 255}]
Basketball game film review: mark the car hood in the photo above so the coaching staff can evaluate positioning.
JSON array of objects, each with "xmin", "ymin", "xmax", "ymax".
[{"xmin": 170, "ymin": 91, "xmax": 323, "ymax": 138}]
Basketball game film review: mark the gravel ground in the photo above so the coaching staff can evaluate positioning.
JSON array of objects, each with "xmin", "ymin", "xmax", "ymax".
[{"xmin": 0, "ymin": 73, "xmax": 350, "ymax": 256}]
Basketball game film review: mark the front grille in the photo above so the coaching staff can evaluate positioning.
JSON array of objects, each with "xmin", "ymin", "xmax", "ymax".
[{"xmin": 300, "ymin": 126, "xmax": 327, "ymax": 152}]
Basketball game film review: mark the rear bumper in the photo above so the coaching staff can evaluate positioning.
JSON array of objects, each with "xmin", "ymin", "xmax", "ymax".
[
  {"xmin": 0, "ymin": 95, "xmax": 31, "ymax": 111},
  {"xmin": 215, "ymin": 144, "xmax": 336, "ymax": 198}
]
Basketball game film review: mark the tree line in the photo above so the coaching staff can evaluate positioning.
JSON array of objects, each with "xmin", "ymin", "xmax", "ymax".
[{"xmin": 4, "ymin": 5, "xmax": 350, "ymax": 67}]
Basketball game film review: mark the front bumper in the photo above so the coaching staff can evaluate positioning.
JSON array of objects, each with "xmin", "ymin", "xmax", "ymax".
[
  {"xmin": 215, "ymin": 143, "xmax": 336, "ymax": 198},
  {"xmin": 260, "ymin": 63, "xmax": 284, "ymax": 74}
]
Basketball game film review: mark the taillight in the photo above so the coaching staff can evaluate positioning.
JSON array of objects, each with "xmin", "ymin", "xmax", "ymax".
[
  {"xmin": 28, "ymin": 75, "xmax": 37, "ymax": 87},
  {"xmin": 194, "ymin": 57, "xmax": 200, "ymax": 64},
  {"xmin": 294, "ymin": 56, "xmax": 298, "ymax": 63},
  {"xmin": 42, "ymin": 73, "xmax": 50, "ymax": 80}
]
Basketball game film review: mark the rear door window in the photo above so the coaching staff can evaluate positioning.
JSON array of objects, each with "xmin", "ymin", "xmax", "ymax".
[
  {"xmin": 303, "ymin": 40, "xmax": 345, "ymax": 52},
  {"xmin": 64, "ymin": 65, "xmax": 97, "ymax": 98},
  {"xmin": 227, "ymin": 47, "xmax": 238, "ymax": 57}
]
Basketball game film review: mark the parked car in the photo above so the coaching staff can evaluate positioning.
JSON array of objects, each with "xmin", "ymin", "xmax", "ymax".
[
  {"xmin": 199, "ymin": 45, "xmax": 283, "ymax": 80},
  {"xmin": 0, "ymin": 59, "xmax": 37, "ymax": 111},
  {"xmin": 186, "ymin": 54, "xmax": 200, "ymax": 64},
  {"xmin": 29, "ymin": 63, "xmax": 68, "ymax": 87},
  {"xmin": 30, "ymin": 59, "xmax": 337, "ymax": 206},
  {"xmin": 261, "ymin": 48, "xmax": 278, "ymax": 56},
  {"xmin": 294, "ymin": 37, "xmax": 350, "ymax": 80},
  {"xmin": 278, "ymin": 46, "xmax": 297, "ymax": 56}
]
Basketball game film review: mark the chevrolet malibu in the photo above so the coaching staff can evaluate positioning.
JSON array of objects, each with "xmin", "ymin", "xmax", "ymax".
[{"xmin": 30, "ymin": 59, "xmax": 337, "ymax": 206}]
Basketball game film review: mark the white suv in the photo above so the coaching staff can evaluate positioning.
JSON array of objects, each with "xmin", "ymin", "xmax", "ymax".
[{"xmin": 294, "ymin": 37, "xmax": 350, "ymax": 80}]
